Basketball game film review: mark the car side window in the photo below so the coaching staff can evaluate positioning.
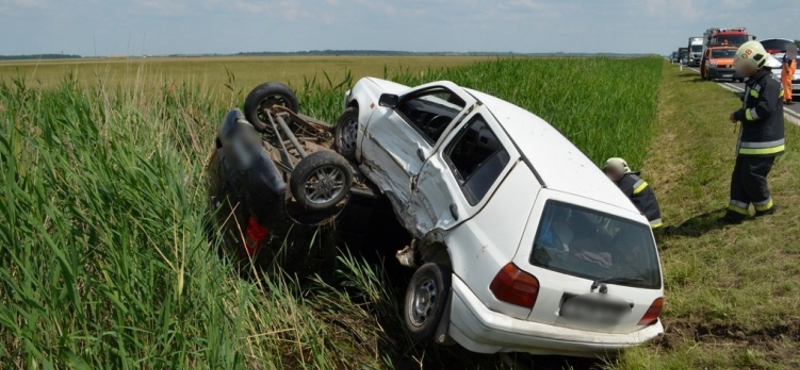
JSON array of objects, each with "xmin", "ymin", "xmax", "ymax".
[
  {"xmin": 443, "ymin": 115, "xmax": 510, "ymax": 206},
  {"xmin": 396, "ymin": 88, "xmax": 466, "ymax": 145}
]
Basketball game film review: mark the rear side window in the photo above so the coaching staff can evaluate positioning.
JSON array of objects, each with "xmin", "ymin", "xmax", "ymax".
[
  {"xmin": 530, "ymin": 201, "xmax": 661, "ymax": 289},
  {"xmin": 443, "ymin": 115, "xmax": 510, "ymax": 206}
]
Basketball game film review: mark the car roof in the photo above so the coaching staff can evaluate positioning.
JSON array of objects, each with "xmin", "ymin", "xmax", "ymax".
[{"xmin": 463, "ymin": 88, "xmax": 641, "ymax": 215}]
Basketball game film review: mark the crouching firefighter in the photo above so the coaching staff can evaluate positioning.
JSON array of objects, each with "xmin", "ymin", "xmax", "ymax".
[
  {"xmin": 722, "ymin": 41, "xmax": 785, "ymax": 224},
  {"xmin": 604, "ymin": 158, "xmax": 663, "ymax": 229}
]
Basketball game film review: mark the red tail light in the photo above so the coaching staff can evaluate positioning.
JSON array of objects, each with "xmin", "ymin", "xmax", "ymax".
[
  {"xmin": 243, "ymin": 217, "xmax": 269, "ymax": 257},
  {"xmin": 638, "ymin": 297, "xmax": 664, "ymax": 326},
  {"xmin": 489, "ymin": 263, "xmax": 540, "ymax": 309}
]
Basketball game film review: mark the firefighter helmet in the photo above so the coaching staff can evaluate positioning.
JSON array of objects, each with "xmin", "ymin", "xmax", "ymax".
[
  {"xmin": 604, "ymin": 157, "xmax": 630, "ymax": 174},
  {"xmin": 734, "ymin": 41, "xmax": 768, "ymax": 71}
]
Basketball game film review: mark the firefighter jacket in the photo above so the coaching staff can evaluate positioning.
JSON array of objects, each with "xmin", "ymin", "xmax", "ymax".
[
  {"xmin": 616, "ymin": 172, "xmax": 662, "ymax": 229},
  {"xmin": 732, "ymin": 69, "xmax": 786, "ymax": 156}
]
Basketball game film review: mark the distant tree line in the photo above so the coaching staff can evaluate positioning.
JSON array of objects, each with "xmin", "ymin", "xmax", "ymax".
[{"xmin": 0, "ymin": 54, "xmax": 82, "ymax": 61}]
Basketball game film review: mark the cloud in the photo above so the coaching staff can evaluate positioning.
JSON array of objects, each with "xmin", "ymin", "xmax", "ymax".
[{"xmin": 646, "ymin": 0, "xmax": 700, "ymax": 19}]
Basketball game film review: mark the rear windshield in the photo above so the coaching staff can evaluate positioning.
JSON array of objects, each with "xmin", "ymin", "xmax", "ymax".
[
  {"xmin": 529, "ymin": 201, "xmax": 661, "ymax": 289},
  {"xmin": 712, "ymin": 49, "xmax": 736, "ymax": 58}
]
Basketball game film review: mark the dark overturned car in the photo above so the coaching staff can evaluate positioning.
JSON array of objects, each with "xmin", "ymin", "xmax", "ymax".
[{"xmin": 205, "ymin": 83, "xmax": 381, "ymax": 274}]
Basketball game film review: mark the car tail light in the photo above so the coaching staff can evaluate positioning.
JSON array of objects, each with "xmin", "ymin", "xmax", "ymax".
[
  {"xmin": 638, "ymin": 297, "xmax": 664, "ymax": 326},
  {"xmin": 489, "ymin": 263, "xmax": 540, "ymax": 309},
  {"xmin": 243, "ymin": 217, "xmax": 269, "ymax": 257}
]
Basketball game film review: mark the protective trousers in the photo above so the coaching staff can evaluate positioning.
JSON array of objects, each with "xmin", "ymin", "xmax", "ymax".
[
  {"xmin": 727, "ymin": 156, "xmax": 775, "ymax": 220},
  {"xmin": 783, "ymin": 62, "xmax": 796, "ymax": 103}
]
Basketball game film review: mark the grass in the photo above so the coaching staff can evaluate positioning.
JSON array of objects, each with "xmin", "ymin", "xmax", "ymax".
[
  {"xmin": 612, "ymin": 64, "xmax": 800, "ymax": 370},
  {"xmin": 16, "ymin": 55, "xmax": 800, "ymax": 369}
]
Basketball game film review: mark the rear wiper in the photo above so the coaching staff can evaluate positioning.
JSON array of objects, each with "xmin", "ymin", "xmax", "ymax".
[{"xmin": 591, "ymin": 277, "xmax": 646, "ymax": 292}]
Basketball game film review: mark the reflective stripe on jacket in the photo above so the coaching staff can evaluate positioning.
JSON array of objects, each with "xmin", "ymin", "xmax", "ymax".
[
  {"xmin": 734, "ymin": 69, "xmax": 786, "ymax": 157},
  {"xmin": 616, "ymin": 173, "xmax": 662, "ymax": 229}
]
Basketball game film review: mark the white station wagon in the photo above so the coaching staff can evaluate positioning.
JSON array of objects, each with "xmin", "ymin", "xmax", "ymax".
[{"xmin": 332, "ymin": 78, "xmax": 665, "ymax": 357}]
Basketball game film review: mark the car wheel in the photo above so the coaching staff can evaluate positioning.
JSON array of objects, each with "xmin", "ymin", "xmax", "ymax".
[
  {"xmin": 404, "ymin": 263, "xmax": 451, "ymax": 342},
  {"xmin": 290, "ymin": 151, "xmax": 353, "ymax": 212},
  {"xmin": 334, "ymin": 107, "xmax": 359, "ymax": 161},
  {"xmin": 244, "ymin": 82, "xmax": 299, "ymax": 133}
]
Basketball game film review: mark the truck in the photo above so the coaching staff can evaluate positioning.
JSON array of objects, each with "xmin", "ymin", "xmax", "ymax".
[
  {"xmin": 701, "ymin": 28, "xmax": 756, "ymax": 76},
  {"xmin": 688, "ymin": 37, "xmax": 703, "ymax": 67}
]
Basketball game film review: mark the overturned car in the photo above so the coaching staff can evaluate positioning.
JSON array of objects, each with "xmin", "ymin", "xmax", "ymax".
[{"xmin": 206, "ymin": 79, "xmax": 665, "ymax": 358}]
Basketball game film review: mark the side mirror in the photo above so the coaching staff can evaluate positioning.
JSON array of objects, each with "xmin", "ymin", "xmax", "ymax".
[{"xmin": 378, "ymin": 94, "xmax": 399, "ymax": 108}]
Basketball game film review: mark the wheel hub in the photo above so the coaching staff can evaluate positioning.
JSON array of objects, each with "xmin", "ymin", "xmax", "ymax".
[
  {"xmin": 410, "ymin": 278, "xmax": 437, "ymax": 326},
  {"xmin": 340, "ymin": 118, "xmax": 358, "ymax": 151},
  {"xmin": 304, "ymin": 166, "xmax": 345, "ymax": 204}
]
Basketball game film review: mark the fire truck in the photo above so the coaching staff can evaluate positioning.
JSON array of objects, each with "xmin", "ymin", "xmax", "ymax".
[{"xmin": 700, "ymin": 27, "xmax": 756, "ymax": 80}]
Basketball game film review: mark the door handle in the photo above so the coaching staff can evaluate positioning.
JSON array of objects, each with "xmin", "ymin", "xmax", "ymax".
[
  {"xmin": 417, "ymin": 148, "xmax": 425, "ymax": 161},
  {"xmin": 449, "ymin": 203, "xmax": 459, "ymax": 221}
]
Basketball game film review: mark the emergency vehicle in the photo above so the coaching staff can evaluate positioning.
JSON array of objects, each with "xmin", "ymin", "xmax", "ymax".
[{"xmin": 701, "ymin": 28, "xmax": 756, "ymax": 78}]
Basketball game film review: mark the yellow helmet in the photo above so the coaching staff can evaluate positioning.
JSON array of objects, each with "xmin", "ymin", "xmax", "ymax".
[{"xmin": 734, "ymin": 41, "xmax": 768, "ymax": 71}]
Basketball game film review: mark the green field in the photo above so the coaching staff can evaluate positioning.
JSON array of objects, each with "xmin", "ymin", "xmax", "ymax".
[
  {"xmin": 1, "ymin": 56, "xmax": 797, "ymax": 369},
  {"xmin": 0, "ymin": 55, "xmax": 487, "ymax": 93}
]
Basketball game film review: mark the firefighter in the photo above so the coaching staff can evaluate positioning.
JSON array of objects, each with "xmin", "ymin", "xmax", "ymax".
[
  {"xmin": 603, "ymin": 158, "xmax": 663, "ymax": 229},
  {"xmin": 782, "ymin": 46, "xmax": 796, "ymax": 105},
  {"xmin": 721, "ymin": 41, "xmax": 785, "ymax": 224}
]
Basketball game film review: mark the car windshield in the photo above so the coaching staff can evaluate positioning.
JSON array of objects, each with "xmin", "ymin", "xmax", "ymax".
[
  {"xmin": 529, "ymin": 201, "xmax": 661, "ymax": 289},
  {"xmin": 712, "ymin": 49, "xmax": 736, "ymax": 58},
  {"xmin": 691, "ymin": 45, "xmax": 702, "ymax": 52},
  {"xmin": 713, "ymin": 35, "xmax": 749, "ymax": 46}
]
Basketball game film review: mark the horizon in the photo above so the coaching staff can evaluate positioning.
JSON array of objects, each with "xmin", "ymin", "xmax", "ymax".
[{"xmin": 1, "ymin": 0, "xmax": 798, "ymax": 57}]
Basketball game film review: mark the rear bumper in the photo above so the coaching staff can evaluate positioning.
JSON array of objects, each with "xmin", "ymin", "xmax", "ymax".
[
  {"xmin": 708, "ymin": 67, "xmax": 742, "ymax": 80},
  {"xmin": 447, "ymin": 276, "xmax": 664, "ymax": 358}
]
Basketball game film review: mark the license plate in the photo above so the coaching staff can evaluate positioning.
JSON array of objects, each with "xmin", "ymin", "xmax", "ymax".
[
  {"xmin": 722, "ymin": 74, "xmax": 733, "ymax": 78},
  {"xmin": 559, "ymin": 294, "xmax": 632, "ymax": 325}
]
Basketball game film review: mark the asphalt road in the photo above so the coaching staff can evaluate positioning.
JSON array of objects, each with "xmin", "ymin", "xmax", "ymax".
[{"xmin": 685, "ymin": 66, "xmax": 800, "ymax": 125}]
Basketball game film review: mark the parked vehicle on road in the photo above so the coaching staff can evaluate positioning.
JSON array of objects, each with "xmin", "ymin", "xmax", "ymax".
[
  {"xmin": 760, "ymin": 38, "xmax": 796, "ymax": 55},
  {"xmin": 771, "ymin": 55, "xmax": 800, "ymax": 98},
  {"xmin": 702, "ymin": 46, "xmax": 742, "ymax": 81},
  {"xmin": 337, "ymin": 77, "xmax": 666, "ymax": 357},
  {"xmin": 701, "ymin": 27, "xmax": 755, "ymax": 78},
  {"xmin": 688, "ymin": 37, "xmax": 703, "ymax": 67},
  {"xmin": 678, "ymin": 47, "xmax": 689, "ymax": 65}
]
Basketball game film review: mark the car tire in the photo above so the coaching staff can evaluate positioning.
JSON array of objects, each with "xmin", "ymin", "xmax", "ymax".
[
  {"xmin": 290, "ymin": 151, "xmax": 353, "ymax": 212},
  {"xmin": 244, "ymin": 82, "xmax": 299, "ymax": 132},
  {"xmin": 404, "ymin": 263, "xmax": 451, "ymax": 342},
  {"xmin": 334, "ymin": 107, "xmax": 359, "ymax": 161}
]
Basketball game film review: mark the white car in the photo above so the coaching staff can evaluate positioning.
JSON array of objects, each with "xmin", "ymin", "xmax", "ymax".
[
  {"xmin": 769, "ymin": 54, "xmax": 800, "ymax": 98},
  {"xmin": 334, "ymin": 78, "xmax": 666, "ymax": 357}
]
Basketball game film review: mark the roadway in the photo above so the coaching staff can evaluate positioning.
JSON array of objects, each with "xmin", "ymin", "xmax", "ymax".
[{"xmin": 685, "ymin": 66, "xmax": 800, "ymax": 125}]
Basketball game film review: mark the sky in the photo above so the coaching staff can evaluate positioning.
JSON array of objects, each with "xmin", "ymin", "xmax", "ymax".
[{"xmin": 1, "ymin": 0, "xmax": 798, "ymax": 56}]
